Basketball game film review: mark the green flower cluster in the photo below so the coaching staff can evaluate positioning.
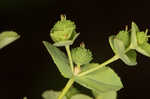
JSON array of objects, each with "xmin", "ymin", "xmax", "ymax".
[
  {"xmin": 50, "ymin": 15, "xmax": 77, "ymax": 44},
  {"xmin": 109, "ymin": 22, "xmax": 150, "ymax": 66},
  {"xmin": 113, "ymin": 23, "xmax": 150, "ymax": 49},
  {"xmin": 71, "ymin": 44, "xmax": 93, "ymax": 66},
  {"xmin": 136, "ymin": 31, "xmax": 149, "ymax": 45},
  {"xmin": 130, "ymin": 22, "xmax": 150, "ymax": 57}
]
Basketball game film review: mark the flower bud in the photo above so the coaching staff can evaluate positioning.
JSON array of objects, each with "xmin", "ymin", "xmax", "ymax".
[
  {"xmin": 71, "ymin": 46, "xmax": 93, "ymax": 65},
  {"xmin": 50, "ymin": 15, "xmax": 76, "ymax": 42}
]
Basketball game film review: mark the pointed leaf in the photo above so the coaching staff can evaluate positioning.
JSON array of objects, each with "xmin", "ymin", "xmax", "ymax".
[
  {"xmin": 130, "ymin": 22, "xmax": 139, "ymax": 48},
  {"xmin": 120, "ymin": 50, "xmax": 137, "ymax": 66},
  {"xmin": 43, "ymin": 41, "xmax": 72, "ymax": 78},
  {"xmin": 81, "ymin": 63, "xmax": 100, "ymax": 72},
  {"xmin": 23, "ymin": 97, "xmax": 27, "ymax": 99},
  {"xmin": 0, "ymin": 31, "xmax": 20, "ymax": 49},
  {"xmin": 93, "ymin": 91, "xmax": 117, "ymax": 99},
  {"xmin": 75, "ymin": 64, "xmax": 123, "ymax": 93},
  {"xmin": 130, "ymin": 22, "xmax": 150, "ymax": 57},
  {"xmin": 136, "ymin": 43, "xmax": 150, "ymax": 57},
  {"xmin": 53, "ymin": 33, "xmax": 80, "ymax": 47},
  {"xmin": 109, "ymin": 36, "xmax": 126, "ymax": 54},
  {"xmin": 109, "ymin": 36, "xmax": 137, "ymax": 66},
  {"xmin": 115, "ymin": 30, "xmax": 130, "ymax": 48},
  {"xmin": 66, "ymin": 87, "xmax": 80, "ymax": 98},
  {"xmin": 113, "ymin": 38, "xmax": 125, "ymax": 54},
  {"xmin": 71, "ymin": 94, "xmax": 93, "ymax": 99},
  {"xmin": 42, "ymin": 90, "xmax": 67, "ymax": 99},
  {"xmin": 109, "ymin": 35, "xmax": 117, "ymax": 53},
  {"xmin": 53, "ymin": 40, "xmax": 74, "ymax": 47}
]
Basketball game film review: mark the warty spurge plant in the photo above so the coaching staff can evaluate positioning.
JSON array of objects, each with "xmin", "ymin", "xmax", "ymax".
[{"xmin": 42, "ymin": 15, "xmax": 150, "ymax": 99}]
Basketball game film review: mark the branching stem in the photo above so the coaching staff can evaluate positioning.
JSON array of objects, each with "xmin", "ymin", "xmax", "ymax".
[
  {"xmin": 78, "ymin": 55, "xmax": 120, "ymax": 77},
  {"xmin": 58, "ymin": 45, "xmax": 75, "ymax": 99},
  {"xmin": 78, "ymin": 45, "xmax": 132, "ymax": 77},
  {"xmin": 60, "ymin": 41, "xmax": 132, "ymax": 99}
]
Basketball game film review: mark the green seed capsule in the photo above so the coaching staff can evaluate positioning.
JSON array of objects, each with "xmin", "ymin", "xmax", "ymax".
[
  {"xmin": 50, "ymin": 15, "xmax": 76, "ymax": 42},
  {"xmin": 136, "ymin": 32, "xmax": 148, "ymax": 45},
  {"xmin": 71, "ymin": 46, "xmax": 93, "ymax": 65}
]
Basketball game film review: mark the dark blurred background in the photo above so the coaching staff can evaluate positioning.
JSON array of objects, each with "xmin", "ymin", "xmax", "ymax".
[{"xmin": 0, "ymin": 0, "xmax": 150, "ymax": 99}]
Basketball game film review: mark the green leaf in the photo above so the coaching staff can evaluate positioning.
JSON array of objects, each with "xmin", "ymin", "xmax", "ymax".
[
  {"xmin": 109, "ymin": 36, "xmax": 126, "ymax": 54},
  {"xmin": 42, "ymin": 90, "xmax": 67, "ymax": 99},
  {"xmin": 109, "ymin": 36, "xmax": 137, "ymax": 66},
  {"xmin": 0, "ymin": 31, "xmax": 20, "ymax": 49},
  {"xmin": 53, "ymin": 33, "xmax": 80, "ymax": 47},
  {"xmin": 109, "ymin": 35, "xmax": 117, "ymax": 53},
  {"xmin": 130, "ymin": 22, "xmax": 139, "ymax": 48},
  {"xmin": 116, "ymin": 30, "xmax": 130, "ymax": 48},
  {"xmin": 81, "ymin": 63, "xmax": 100, "ymax": 72},
  {"xmin": 136, "ymin": 43, "xmax": 150, "ymax": 57},
  {"xmin": 42, "ymin": 90, "xmax": 92, "ymax": 99},
  {"xmin": 130, "ymin": 22, "xmax": 150, "ymax": 57},
  {"xmin": 120, "ymin": 50, "xmax": 137, "ymax": 66},
  {"xmin": 71, "ymin": 94, "xmax": 93, "ymax": 99},
  {"xmin": 93, "ymin": 91, "xmax": 117, "ymax": 99},
  {"xmin": 66, "ymin": 87, "xmax": 80, "ymax": 98},
  {"xmin": 23, "ymin": 97, "xmax": 27, "ymax": 99},
  {"xmin": 75, "ymin": 64, "xmax": 123, "ymax": 93},
  {"xmin": 113, "ymin": 38, "xmax": 125, "ymax": 54},
  {"xmin": 53, "ymin": 40, "xmax": 74, "ymax": 47},
  {"xmin": 43, "ymin": 41, "xmax": 72, "ymax": 78}
]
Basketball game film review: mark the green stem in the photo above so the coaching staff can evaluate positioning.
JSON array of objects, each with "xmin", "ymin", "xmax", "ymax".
[
  {"xmin": 58, "ymin": 78, "xmax": 74, "ymax": 99},
  {"xmin": 65, "ymin": 45, "xmax": 74, "ymax": 73},
  {"xmin": 78, "ymin": 44, "xmax": 132, "ymax": 77},
  {"xmin": 78, "ymin": 55, "xmax": 120, "ymax": 77}
]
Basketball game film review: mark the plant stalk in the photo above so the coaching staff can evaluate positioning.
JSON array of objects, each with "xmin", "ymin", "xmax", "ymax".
[
  {"xmin": 65, "ymin": 45, "xmax": 74, "ymax": 73},
  {"xmin": 58, "ymin": 78, "xmax": 74, "ymax": 99},
  {"xmin": 78, "ymin": 55, "xmax": 120, "ymax": 77}
]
